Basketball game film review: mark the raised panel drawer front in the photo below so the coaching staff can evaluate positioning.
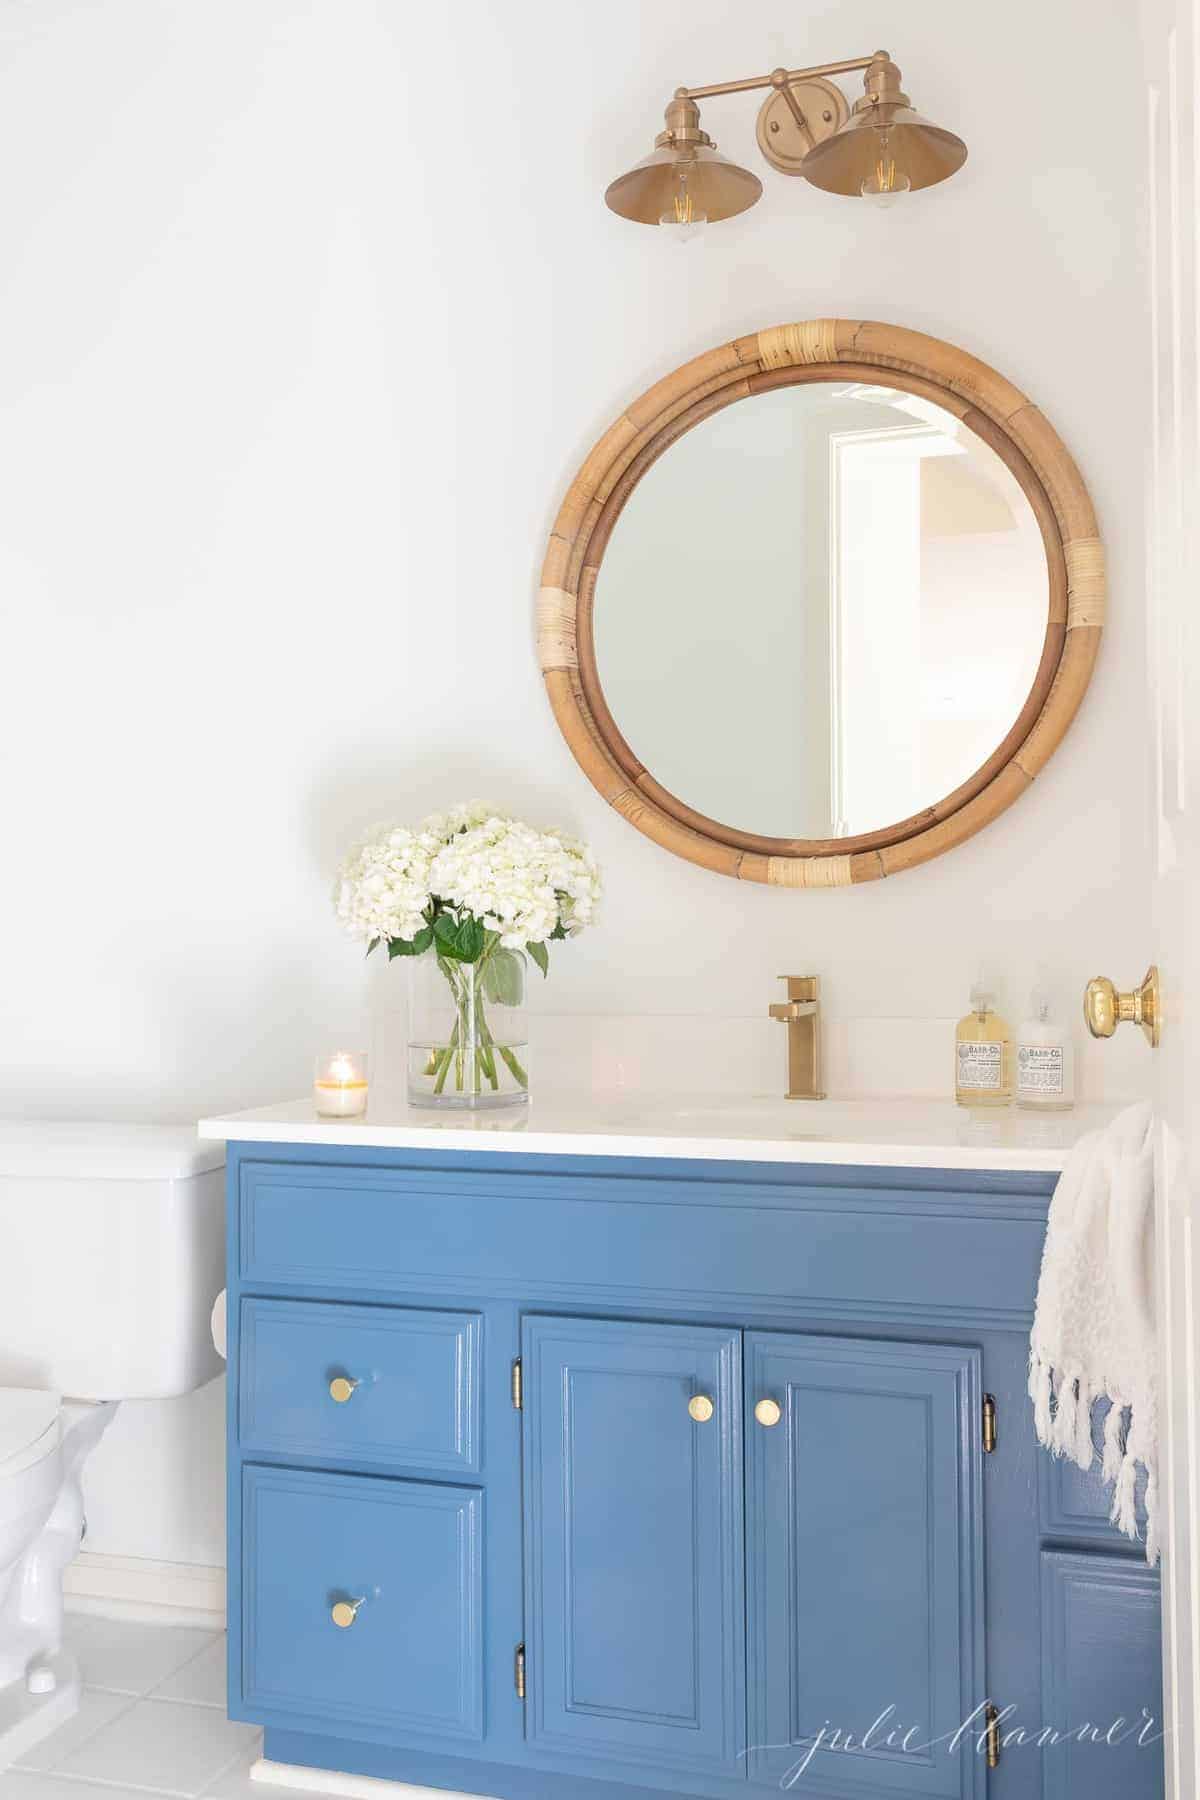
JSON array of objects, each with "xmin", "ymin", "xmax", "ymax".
[
  {"xmin": 242, "ymin": 1465, "xmax": 482, "ymax": 1742},
  {"xmin": 522, "ymin": 1315, "xmax": 744, "ymax": 1778},
  {"xmin": 1040, "ymin": 1551, "xmax": 1163, "ymax": 1800},
  {"xmin": 745, "ymin": 1332, "xmax": 984, "ymax": 1799},
  {"xmin": 238, "ymin": 1158, "xmax": 1047, "ymax": 1327},
  {"xmin": 239, "ymin": 1298, "xmax": 479, "ymax": 1473}
]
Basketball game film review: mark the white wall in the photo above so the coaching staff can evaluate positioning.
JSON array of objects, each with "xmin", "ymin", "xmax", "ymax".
[{"xmin": 0, "ymin": 2, "xmax": 1150, "ymax": 1571}]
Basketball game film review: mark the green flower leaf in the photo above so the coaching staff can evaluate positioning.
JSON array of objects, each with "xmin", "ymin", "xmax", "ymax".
[
  {"xmin": 455, "ymin": 916, "xmax": 486, "ymax": 962},
  {"xmin": 387, "ymin": 935, "xmax": 420, "ymax": 959},
  {"xmin": 411, "ymin": 925, "xmax": 434, "ymax": 955},
  {"xmin": 527, "ymin": 939, "xmax": 550, "ymax": 978},
  {"xmin": 433, "ymin": 914, "xmax": 466, "ymax": 960},
  {"xmin": 433, "ymin": 913, "xmax": 486, "ymax": 963},
  {"xmin": 482, "ymin": 947, "xmax": 523, "ymax": 1006}
]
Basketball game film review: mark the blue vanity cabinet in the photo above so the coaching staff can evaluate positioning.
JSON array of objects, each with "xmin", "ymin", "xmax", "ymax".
[{"xmin": 223, "ymin": 1142, "xmax": 1163, "ymax": 1800}]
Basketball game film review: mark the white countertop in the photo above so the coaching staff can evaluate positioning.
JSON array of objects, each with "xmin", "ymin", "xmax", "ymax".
[{"xmin": 198, "ymin": 1094, "xmax": 1118, "ymax": 1174}]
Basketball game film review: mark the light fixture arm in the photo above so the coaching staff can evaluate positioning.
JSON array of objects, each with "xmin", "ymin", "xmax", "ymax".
[{"xmin": 676, "ymin": 54, "xmax": 879, "ymax": 104}]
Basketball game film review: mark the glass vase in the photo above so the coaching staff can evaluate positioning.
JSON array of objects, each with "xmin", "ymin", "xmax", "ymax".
[{"xmin": 407, "ymin": 945, "xmax": 529, "ymax": 1110}]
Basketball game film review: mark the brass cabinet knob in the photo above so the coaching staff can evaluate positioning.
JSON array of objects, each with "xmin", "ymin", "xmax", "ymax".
[
  {"xmin": 331, "ymin": 1597, "xmax": 365, "ymax": 1629},
  {"xmin": 754, "ymin": 1398, "xmax": 782, "ymax": 1428},
  {"xmin": 329, "ymin": 1376, "xmax": 360, "ymax": 1404},
  {"xmin": 1084, "ymin": 966, "xmax": 1160, "ymax": 1047},
  {"xmin": 688, "ymin": 1394, "xmax": 715, "ymax": 1423}
]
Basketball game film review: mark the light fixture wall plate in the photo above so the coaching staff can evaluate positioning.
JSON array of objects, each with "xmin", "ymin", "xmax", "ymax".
[{"xmin": 754, "ymin": 77, "xmax": 849, "ymax": 175}]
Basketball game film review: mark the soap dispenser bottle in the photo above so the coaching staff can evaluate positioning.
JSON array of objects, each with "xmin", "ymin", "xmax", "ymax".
[
  {"xmin": 955, "ymin": 983, "xmax": 1013, "ymax": 1107},
  {"xmin": 1016, "ymin": 988, "xmax": 1075, "ymax": 1111}
]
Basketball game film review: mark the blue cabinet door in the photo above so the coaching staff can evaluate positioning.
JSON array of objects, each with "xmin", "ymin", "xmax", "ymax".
[
  {"xmin": 1040, "ymin": 1551, "xmax": 1163, "ymax": 1800},
  {"xmin": 522, "ymin": 1315, "xmax": 745, "ymax": 1779},
  {"xmin": 745, "ymin": 1332, "xmax": 985, "ymax": 1799}
]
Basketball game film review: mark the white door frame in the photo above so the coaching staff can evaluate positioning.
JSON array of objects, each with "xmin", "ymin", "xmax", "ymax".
[{"xmin": 1144, "ymin": 0, "xmax": 1200, "ymax": 1793}]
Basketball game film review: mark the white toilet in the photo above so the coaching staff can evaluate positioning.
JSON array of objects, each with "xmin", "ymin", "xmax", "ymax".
[{"xmin": 0, "ymin": 1123, "xmax": 225, "ymax": 1766}]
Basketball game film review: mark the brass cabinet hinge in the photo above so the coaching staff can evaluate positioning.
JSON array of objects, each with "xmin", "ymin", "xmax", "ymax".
[
  {"xmin": 511, "ymin": 1358, "xmax": 523, "ymax": 1410},
  {"xmin": 515, "ymin": 1642, "xmax": 526, "ymax": 1700},
  {"xmin": 982, "ymin": 1393, "xmax": 997, "ymax": 1454},
  {"xmin": 985, "ymin": 1702, "xmax": 1001, "ymax": 1768}
]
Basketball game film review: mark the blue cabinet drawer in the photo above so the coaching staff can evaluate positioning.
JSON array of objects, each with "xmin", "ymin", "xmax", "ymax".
[
  {"xmin": 242, "ymin": 1464, "xmax": 483, "ymax": 1742},
  {"xmin": 238, "ymin": 1158, "xmax": 1046, "ymax": 1322},
  {"xmin": 239, "ymin": 1298, "xmax": 480, "ymax": 1474}
]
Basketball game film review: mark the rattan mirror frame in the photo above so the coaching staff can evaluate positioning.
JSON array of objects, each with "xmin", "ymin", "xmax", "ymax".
[{"xmin": 538, "ymin": 319, "xmax": 1104, "ymax": 886}]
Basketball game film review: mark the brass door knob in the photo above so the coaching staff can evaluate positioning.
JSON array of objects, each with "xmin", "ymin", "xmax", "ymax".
[
  {"xmin": 754, "ymin": 1398, "xmax": 782, "ymax": 1428},
  {"xmin": 688, "ymin": 1394, "xmax": 715, "ymax": 1423},
  {"xmin": 1084, "ymin": 966, "xmax": 1160, "ymax": 1047},
  {"xmin": 329, "ymin": 1377, "xmax": 360, "ymax": 1404},
  {"xmin": 331, "ymin": 1597, "xmax": 365, "ymax": 1629}
]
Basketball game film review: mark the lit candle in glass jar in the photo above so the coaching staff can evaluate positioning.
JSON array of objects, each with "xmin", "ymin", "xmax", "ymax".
[{"xmin": 313, "ymin": 1050, "xmax": 369, "ymax": 1118}]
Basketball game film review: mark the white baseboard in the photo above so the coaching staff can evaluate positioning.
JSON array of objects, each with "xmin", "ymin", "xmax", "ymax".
[
  {"xmin": 63, "ymin": 1552, "xmax": 225, "ymax": 1630},
  {"xmin": 251, "ymin": 1761, "xmax": 497, "ymax": 1800}
]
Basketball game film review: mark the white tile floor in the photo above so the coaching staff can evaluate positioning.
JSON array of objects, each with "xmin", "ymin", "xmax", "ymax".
[{"xmin": 1, "ymin": 1616, "xmax": 335, "ymax": 1799}]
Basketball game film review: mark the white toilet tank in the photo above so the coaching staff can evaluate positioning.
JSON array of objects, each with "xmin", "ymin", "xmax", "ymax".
[{"xmin": 0, "ymin": 1124, "xmax": 226, "ymax": 1401}]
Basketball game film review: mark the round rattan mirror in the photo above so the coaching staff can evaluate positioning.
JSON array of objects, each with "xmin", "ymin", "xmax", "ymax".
[{"xmin": 538, "ymin": 320, "xmax": 1103, "ymax": 885}]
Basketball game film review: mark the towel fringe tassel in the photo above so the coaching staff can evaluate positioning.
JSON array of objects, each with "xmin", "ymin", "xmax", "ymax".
[
  {"xmin": 1111, "ymin": 1434, "xmax": 1140, "ymax": 1540},
  {"xmin": 1145, "ymin": 1466, "xmax": 1160, "ymax": 1565},
  {"xmin": 1101, "ymin": 1400, "xmax": 1127, "ymax": 1484},
  {"xmin": 1029, "ymin": 1354, "xmax": 1054, "ymax": 1447}
]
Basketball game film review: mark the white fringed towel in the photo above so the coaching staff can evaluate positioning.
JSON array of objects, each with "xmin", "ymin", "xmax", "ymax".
[{"xmin": 1029, "ymin": 1100, "xmax": 1158, "ymax": 1562}]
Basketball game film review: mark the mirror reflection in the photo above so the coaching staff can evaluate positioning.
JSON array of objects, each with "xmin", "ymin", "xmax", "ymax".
[{"xmin": 594, "ymin": 381, "xmax": 1049, "ymax": 841}]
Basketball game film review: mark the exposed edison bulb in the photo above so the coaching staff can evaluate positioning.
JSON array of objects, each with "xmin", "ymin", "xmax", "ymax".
[
  {"xmin": 659, "ymin": 160, "xmax": 708, "ymax": 241},
  {"xmin": 860, "ymin": 128, "xmax": 911, "ymax": 207}
]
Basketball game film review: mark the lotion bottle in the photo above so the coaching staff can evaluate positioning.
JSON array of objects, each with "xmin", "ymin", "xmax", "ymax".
[
  {"xmin": 1016, "ymin": 988, "xmax": 1075, "ymax": 1111},
  {"xmin": 955, "ymin": 983, "xmax": 1012, "ymax": 1107}
]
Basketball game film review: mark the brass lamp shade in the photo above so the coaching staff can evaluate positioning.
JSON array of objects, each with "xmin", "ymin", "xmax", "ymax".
[
  {"xmin": 605, "ymin": 143, "xmax": 763, "ymax": 225},
  {"xmin": 801, "ymin": 104, "xmax": 967, "ymax": 196}
]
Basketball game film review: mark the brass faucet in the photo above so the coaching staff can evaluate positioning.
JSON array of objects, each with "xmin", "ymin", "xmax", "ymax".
[{"xmin": 769, "ymin": 976, "xmax": 825, "ymax": 1099}]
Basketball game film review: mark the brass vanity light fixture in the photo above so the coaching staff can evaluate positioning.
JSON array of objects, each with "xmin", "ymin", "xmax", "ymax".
[{"xmin": 604, "ymin": 50, "xmax": 966, "ymax": 233}]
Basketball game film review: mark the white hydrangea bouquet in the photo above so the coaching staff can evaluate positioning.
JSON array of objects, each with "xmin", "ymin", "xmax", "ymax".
[{"xmin": 335, "ymin": 802, "xmax": 601, "ymax": 1108}]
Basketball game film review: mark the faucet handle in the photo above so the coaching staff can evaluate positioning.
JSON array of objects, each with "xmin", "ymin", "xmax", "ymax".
[{"xmin": 770, "ymin": 975, "xmax": 820, "ymax": 1010}]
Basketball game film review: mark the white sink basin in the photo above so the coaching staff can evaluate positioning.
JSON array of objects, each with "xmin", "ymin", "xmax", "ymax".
[{"xmin": 595, "ymin": 1094, "xmax": 1090, "ymax": 1152}]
